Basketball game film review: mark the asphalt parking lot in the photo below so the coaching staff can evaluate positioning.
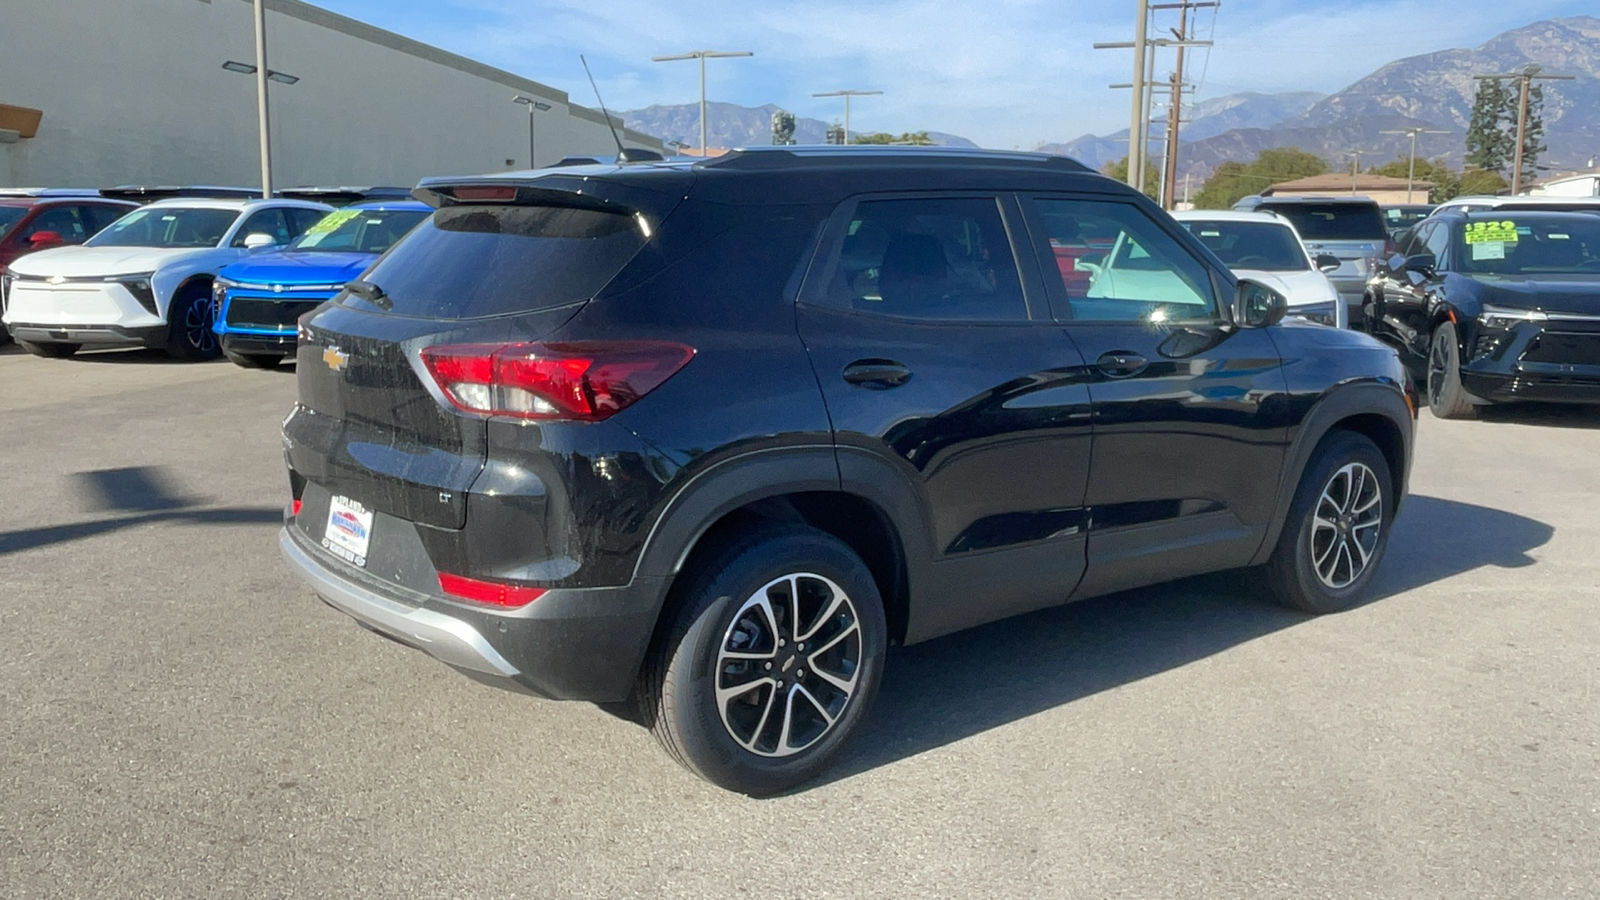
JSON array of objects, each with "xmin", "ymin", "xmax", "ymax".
[{"xmin": 1, "ymin": 345, "xmax": 1596, "ymax": 899}]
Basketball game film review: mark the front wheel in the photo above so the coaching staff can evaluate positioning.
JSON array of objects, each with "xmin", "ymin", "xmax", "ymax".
[
  {"xmin": 1426, "ymin": 322, "xmax": 1477, "ymax": 419},
  {"xmin": 165, "ymin": 285, "xmax": 221, "ymax": 361},
  {"xmin": 641, "ymin": 525, "xmax": 887, "ymax": 796},
  {"xmin": 1264, "ymin": 430, "xmax": 1394, "ymax": 614}
]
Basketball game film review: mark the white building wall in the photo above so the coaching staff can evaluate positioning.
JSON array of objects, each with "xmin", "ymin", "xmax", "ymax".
[
  {"xmin": 0, "ymin": 0, "xmax": 661, "ymax": 189},
  {"xmin": 1527, "ymin": 174, "xmax": 1600, "ymax": 197}
]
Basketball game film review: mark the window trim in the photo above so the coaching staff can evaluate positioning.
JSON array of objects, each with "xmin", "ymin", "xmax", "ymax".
[
  {"xmin": 1016, "ymin": 191, "xmax": 1227, "ymax": 325},
  {"xmin": 795, "ymin": 191, "xmax": 1049, "ymax": 325}
]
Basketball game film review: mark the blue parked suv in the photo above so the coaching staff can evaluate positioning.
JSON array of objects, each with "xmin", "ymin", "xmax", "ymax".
[{"xmin": 213, "ymin": 200, "xmax": 430, "ymax": 368}]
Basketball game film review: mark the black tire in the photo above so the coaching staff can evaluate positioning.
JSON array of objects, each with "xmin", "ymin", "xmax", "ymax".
[
  {"xmin": 1426, "ymin": 321, "xmax": 1477, "ymax": 419},
  {"xmin": 165, "ymin": 283, "xmax": 221, "ymax": 361},
  {"xmin": 641, "ymin": 524, "xmax": 887, "ymax": 796},
  {"xmin": 1264, "ymin": 430, "xmax": 1394, "ymax": 614},
  {"xmin": 224, "ymin": 350, "xmax": 283, "ymax": 369},
  {"xmin": 18, "ymin": 340, "xmax": 80, "ymax": 359}
]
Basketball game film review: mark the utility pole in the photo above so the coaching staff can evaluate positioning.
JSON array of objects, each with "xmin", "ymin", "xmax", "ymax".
[
  {"xmin": 1096, "ymin": 1, "xmax": 1215, "ymax": 196},
  {"xmin": 1347, "ymin": 149, "xmax": 1370, "ymax": 195},
  {"xmin": 652, "ymin": 50, "xmax": 754, "ymax": 154},
  {"xmin": 1380, "ymin": 126, "xmax": 1450, "ymax": 203},
  {"xmin": 1157, "ymin": 2, "xmax": 1218, "ymax": 208},
  {"xmin": 1474, "ymin": 65, "xmax": 1573, "ymax": 194},
  {"xmin": 813, "ymin": 90, "xmax": 883, "ymax": 145},
  {"xmin": 252, "ymin": 0, "xmax": 272, "ymax": 196}
]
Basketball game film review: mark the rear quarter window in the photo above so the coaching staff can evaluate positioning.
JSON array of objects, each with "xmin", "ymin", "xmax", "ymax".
[{"xmin": 346, "ymin": 204, "xmax": 647, "ymax": 319}]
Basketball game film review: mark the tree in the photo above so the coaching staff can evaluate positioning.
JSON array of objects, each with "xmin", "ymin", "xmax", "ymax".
[
  {"xmin": 1459, "ymin": 168, "xmax": 1510, "ymax": 196},
  {"xmin": 1369, "ymin": 156, "xmax": 1459, "ymax": 202},
  {"xmin": 1465, "ymin": 78, "xmax": 1514, "ymax": 174},
  {"xmin": 1102, "ymin": 155, "xmax": 1159, "ymax": 199},
  {"xmin": 851, "ymin": 131, "xmax": 936, "ymax": 145},
  {"xmin": 1191, "ymin": 147, "xmax": 1330, "ymax": 209}
]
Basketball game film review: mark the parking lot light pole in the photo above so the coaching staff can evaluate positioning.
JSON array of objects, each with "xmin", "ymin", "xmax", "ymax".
[
  {"xmin": 812, "ymin": 90, "xmax": 883, "ymax": 145},
  {"xmin": 652, "ymin": 51, "xmax": 753, "ymax": 154},
  {"xmin": 1380, "ymin": 127, "xmax": 1451, "ymax": 203},
  {"xmin": 252, "ymin": 0, "xmax": 272, "ymax": 196},
  {"xmin": 512, "ymin": 95, "xmax": 552, "ymax": 168}
]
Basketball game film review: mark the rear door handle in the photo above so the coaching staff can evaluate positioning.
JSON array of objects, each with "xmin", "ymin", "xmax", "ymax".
[
  {"xmin": 1095, "ymin": 351, "xmax": 1147, "ymax": 378},
  {"xmin": 843, "ymin": 359, "xmax": 912, "ymax": 389}
]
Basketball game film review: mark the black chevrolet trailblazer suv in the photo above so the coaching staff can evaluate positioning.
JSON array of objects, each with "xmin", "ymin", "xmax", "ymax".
[{"xmin": 280, "ymin": 147, "xmax": 1416, "ymax": 795}]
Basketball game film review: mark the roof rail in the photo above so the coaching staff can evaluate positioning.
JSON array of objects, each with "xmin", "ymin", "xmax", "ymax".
[
  {"xmin": 274, "ymin": 185, "xmax": 415, "ymax": 205},
  {"xmin": 702, "ymin": 145, "xmax": 1091, "ymax": 172},
  {"xmin": 0, "ymin": 187, "xmax": 105, "ymax": 199},
  {"xmin": 100, "ymin": 185, "xmax": 263, "ymax": 202}
]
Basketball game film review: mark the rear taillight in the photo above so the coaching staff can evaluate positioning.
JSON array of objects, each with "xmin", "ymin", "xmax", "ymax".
[
  {"xmin": 291, "ymin": 499, "xmax": 303, "ymax": 517},
  {"xmin": 438, "ymin": 572, "xmax": 546, "ymax": 608},
  {"xmin": 420, "ymin": 341, "xmax": 694, "ymax": 422}
]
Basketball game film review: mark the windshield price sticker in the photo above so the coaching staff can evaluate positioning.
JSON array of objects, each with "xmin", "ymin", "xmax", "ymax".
[
  {"xmin": 303, "ymin": 209, "xmax": 362, "ymax": 237},
  {"xmin": 1471, "ymin": 241, "xmax": 1506, "ymax": 261},
  {"xmin": 1465, "ymin": 220, "xmax": 1519, "ymax": 244}
]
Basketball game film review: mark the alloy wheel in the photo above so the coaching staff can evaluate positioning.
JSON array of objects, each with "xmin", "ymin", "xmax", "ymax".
[
  {"xmin": 184, "ymin": 295, "xmax": 217, "ymax": 355},
  {"xmin": 1310, "ymin": 462, "xmax": 1383, "ymax": 589},
  {"xmin": 714, "ymin": 572, "xmax": 862, "ymax": 757}
]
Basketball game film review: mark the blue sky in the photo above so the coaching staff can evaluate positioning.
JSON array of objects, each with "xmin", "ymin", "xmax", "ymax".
[{"xmin": 308, "ymin": 0, "xmax": 1594, "ymax": 148}]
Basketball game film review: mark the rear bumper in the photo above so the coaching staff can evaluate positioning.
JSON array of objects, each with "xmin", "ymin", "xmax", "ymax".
[
  {"xmin": 7, "ymin": 322, "xmax": 166, "ymax": 347},
  {"xmin": 278, "ymin": 524, "xmax": 664, "ymax": 701}
]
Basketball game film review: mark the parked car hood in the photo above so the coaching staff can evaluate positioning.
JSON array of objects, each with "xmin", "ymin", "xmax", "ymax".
[
  {"xmin": 7, "ymin": 245, "xmax": 215, "ymax": 278},
  {"xmin": 218, "ymin": 250, "xmax": 375, "ymax": 287},
  {"xmin": 1232, "ymin": 269, "xmax": 1339, "ymax": 308},
  {"xmin": 1465, "ymin": 274, "xmax": 1600, "ymax": 316}
]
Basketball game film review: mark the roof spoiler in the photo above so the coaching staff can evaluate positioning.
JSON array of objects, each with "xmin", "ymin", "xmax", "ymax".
[
  {"xmin": 99, "ymin": 185, "xmax": 263, "ymax": 202},
  {"xmin": 0, "ymin": 187, "xmax": 104, "ymax": 199},
  {"xmin": 274, "ymin": 185, "xmax": 416, "ymax": 206}
]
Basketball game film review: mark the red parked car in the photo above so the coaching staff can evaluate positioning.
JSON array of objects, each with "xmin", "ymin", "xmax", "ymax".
[{"xmin": 0, "ymin": 189, "xmax": 137, "ymax": 339}]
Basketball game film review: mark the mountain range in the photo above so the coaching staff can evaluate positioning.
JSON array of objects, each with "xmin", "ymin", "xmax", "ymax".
[{"xmin": 621, "ymin": 16, "xmax": 1600, "ymax": 184}]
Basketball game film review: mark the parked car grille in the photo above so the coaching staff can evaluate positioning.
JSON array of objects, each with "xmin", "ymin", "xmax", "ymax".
[{"xmin": 226, "ymin": 297, "xmax": 329, "ymax": 330}]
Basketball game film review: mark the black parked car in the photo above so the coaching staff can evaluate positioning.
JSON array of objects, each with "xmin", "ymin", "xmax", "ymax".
[
  {"xmin": 279, "ymin": 147, "xmax": 1416, "ymax": 795},
  {"xmin": 1367, "ymin": 209, "xmax": 1600, "ymax": 418}
]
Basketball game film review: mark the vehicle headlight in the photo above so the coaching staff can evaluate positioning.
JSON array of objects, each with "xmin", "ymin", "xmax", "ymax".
[
  {"xmin": 107, "ymin": 272, "xmax": 159, "ymax": 315},
  {"xmin": 1478, "ymin": 304, "xmax": 1547, "ymax": 329},
  {"xmin": 1288, "ymin": 300, "xmax": 1341, "ymax": 327}
]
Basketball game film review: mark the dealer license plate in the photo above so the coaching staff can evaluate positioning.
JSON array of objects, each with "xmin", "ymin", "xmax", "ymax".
[{"xmin": 323, "ymin": 495, "xmax": 374, "ymax": 567}]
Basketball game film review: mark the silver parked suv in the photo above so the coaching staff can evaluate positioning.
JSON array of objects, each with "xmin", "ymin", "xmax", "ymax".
[{"xmin": 1233, "ymin": 196, "xmax": 1390, "ymax": 328}]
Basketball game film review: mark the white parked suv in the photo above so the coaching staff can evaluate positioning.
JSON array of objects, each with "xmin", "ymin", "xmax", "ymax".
[
  {"xmin": 1171, "ymin": 210, "xmax": 1348, "ymax": 328},
  {"xmin": 2, "ymin": 196, "xmax": 330, "ymax": 359}
]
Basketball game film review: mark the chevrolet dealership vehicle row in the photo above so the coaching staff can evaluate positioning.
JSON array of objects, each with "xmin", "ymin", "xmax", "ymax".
[{"xmin": 3, "ymin": 152, "xmax": 1598, "ymax": 795}]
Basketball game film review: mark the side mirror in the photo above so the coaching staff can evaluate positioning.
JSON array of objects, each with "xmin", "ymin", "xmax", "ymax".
[
  {"xmin": 28, "ymin": 230, "xmax": 64, "ymax": 248},
  {"xmin": 1234, "ymin": 278, "xmax": 1289, "ymax": 328},
  {"xmin": 1404, "ymin": 253, "xmax": 1437, "ymax": 277},
  {"xmin": 243, "ymin": 232, "xmax": 277, "ymax": 251},
  {"xmin": 1315, "ymin": 253, "xmax": 1341, "ymax": 274}
]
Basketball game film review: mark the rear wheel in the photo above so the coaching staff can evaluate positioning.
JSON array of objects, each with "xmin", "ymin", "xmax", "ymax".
[
  {"xmin": 165, "ymin": 284, "xmax": 221, "ymax": 361},
  {"xmin": 1426, "ymin": 322, "xmax": 1477, "ymax": 419},
  {"xmin": 18, "ymin": 340, "xmax": 79, "ymax": 359},
  {"xmin": 1264, "ymin": 430, "xmax": 1393, "ymax": 614},
  {"xmin": 641, "ymin": 525, "xmax": 887, "ymax": 796},
  {"xmin": 224, "ymin": 350, "xmax": 283, "ymax": 369}
]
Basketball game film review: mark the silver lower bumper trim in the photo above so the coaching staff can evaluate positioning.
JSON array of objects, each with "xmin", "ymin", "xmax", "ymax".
[{"xmin": 278, "ymin": 527, "xmax": 519, "ymax": 678}]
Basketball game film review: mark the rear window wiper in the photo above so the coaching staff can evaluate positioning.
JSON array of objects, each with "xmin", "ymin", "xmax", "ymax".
[{"xmin": 345, "ymin": 279, "xmax": 392, "ymax": 310}]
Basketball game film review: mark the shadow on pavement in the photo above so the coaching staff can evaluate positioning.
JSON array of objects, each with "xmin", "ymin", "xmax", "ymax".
[
  {"xmin": 815, "ymin": 493, "xmax": 1552, "ymax": 788},
  {"xmin": 1471, "ymin": 403, "xmax": 1600, "ymax": 430},
  {"xmin": 0, "ymin": 466, "xmax": 279, "ymax": 556},
  {"xmin": 68, "ymin": 348, "xmax": 221, "ymax": 365}
]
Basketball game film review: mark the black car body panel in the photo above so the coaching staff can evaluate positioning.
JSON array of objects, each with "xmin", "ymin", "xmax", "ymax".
[
  {"xmin": 280, "ymin": 148, "xmax": 1415, "ymax": 702},
  {"xmin": 1368, "ymin": 210, "xmax": 1600, "ymax": 405}
]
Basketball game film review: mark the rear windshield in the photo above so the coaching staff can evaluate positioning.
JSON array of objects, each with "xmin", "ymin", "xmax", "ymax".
[
  {"xmin": 87, "ymin": 207, "xmax": 240, "ymax": 248},
  {"xmin": 1262, "ymin": 203, "xmax": 1386, "ymax": 241},
  {"xmin": 343, "ymin": 204, "xmax": 645, "ymax": 318},
  {"xmin": 1180, "ymin": 220, "xmax": 1308, "ymax": 271}
]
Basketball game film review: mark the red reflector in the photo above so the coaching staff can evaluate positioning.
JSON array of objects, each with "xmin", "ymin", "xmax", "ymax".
[
  {"xmin": 291, "ymin": 499, "xmax": 303, "ymax": 517},
  {"xmin": 449, "ymin": 185, "xmax": 518, "ymax": 201},
  {"xmin": 420, "ymin": 341, "xmax": 694, "ymax": 422},
  {"xmin": 438, "ymin": 572, "xmax": 546, "ymax": 608}
]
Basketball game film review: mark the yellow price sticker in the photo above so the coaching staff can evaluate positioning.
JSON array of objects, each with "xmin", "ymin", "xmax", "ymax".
[
  {"xmin": 303, "ymin": 209, "xmax": 362, "ymax": 237},
  {"xmin": 1464, "ymin": 220, "xmax": 1519, "ymax": 244}
]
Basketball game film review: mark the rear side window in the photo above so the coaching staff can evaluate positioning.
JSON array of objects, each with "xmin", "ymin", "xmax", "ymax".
[
  {"xmin": 1264, "ymin": 203, "xmax": 1386, "ymax": 241},
  {"xmin": 347, "ymin": 204, "xmax": 646, "ymax": 319}
]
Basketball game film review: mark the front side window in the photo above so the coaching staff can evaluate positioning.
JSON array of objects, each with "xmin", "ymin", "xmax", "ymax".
[
  {"xmin": 290, "ymin": 208, "xmax": 431, "ymax": 254},
  {"xmin": 1180, "ymin": 219, "xmax": 1309, "ymax": 272},
  {"xmin": 87, "ymin": 207, "xmax": 240, "ymax": 248},
  {"xmin": 820, "ymin": 196, "xmax": 1026, "ymax": 321},
  {"xmin": 21, "ymin": 206, "xmax": 89, "ymax": 244},
  {"xmin": 1422, "ymin": 221, "xmax": 1451, "ymax": 266},
  {"xmin": 231, "ymin": 208, "xmax": 293, "ymax": 247},
  {"xmin": 1030, "ymin": 197, "xmax": 1217, "ymax": 322}
]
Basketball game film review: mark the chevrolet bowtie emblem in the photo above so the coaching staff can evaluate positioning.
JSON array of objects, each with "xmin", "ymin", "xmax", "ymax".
[
  {"xmin": 323, "ymin": 346, "xmax": 349, "ymax": 371},
  {"xmin": 48, "ymin": 275, "xmax": 66, "ymax": 285}
]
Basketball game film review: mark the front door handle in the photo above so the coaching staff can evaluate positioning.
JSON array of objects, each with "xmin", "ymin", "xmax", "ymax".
[
  {"xmin": 1095, "ymin": 351, "xmax": 1148, "ymax": 378},
  {"xmin": 843, "ymin": 359, "xmax": 912, "ymax": 389}
]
